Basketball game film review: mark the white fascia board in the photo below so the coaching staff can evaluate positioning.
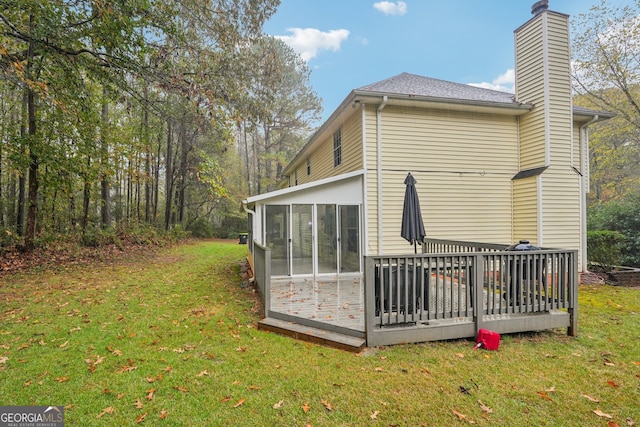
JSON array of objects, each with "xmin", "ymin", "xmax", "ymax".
[{"xmin": 244, "ymin": 169, "xmax": 365, "ymax": 205}]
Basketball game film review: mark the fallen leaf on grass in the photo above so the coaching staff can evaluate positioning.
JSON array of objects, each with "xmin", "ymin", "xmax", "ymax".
[
  {"xmin": 159, "ymin": 409, "xmax": 168, "ymax": 420},
  {"xmin": 452, "ymin": 409, "xmax": 468, "ymax": 421},
  {"xmin": 627, "ymin": 418, "xmax": 635, "ymax": 426},
  {"xmin": 593, "ymin": 409, "xmax": 613, "ymax": 419},
  {"xmin": 96, "ymin": 406, "xmax": 114, "ymax": 418},
  {"xmin": 455, "ymin": 353, "xmax": 465, "ymax": 358},
  {"xmin": 58, "ymin": 341, "xmax": 68, "ymax": 348},
  {"xmin": 582, "ymin": 394, "xmax": 600, "ymax": 403},
  {"xmin": 136, "ymin": 412, "xmax": 147, "ymax": 423},
  {"xmin": 247, "ymin": 385, "xmax": 260, "ymax": 391},
  {"xmin": 117, "ymin": 365, "xmax": 138, "ymax": 373},
  {"xmin": 197, "ymin": 370, "xmax": 209, "ymax": 377},
  {"xmin": 134, "ymin": 398, "xmax": 143, "ymax": 409},
  {"xmin": 220, "ymin": 396, "xmax": 231, "ymax": 403},
  {"xmin": 302, "ymin": 402, "xmax": 310, "ymax": 413},
  {"xmin": 108, "ymin": 347, "xmax": 123, "ymax": 356},
  {"xmin": 419, "ymin": 367, "xmax": 431, "ymax": 375},
  {"xmin": 320, "ymin": 399, "xmax": 333, "ymax": 411},
  {"xmin": 233, "ymin": 399, "xmax": 245, "ymax": 408},
  {"xmin": 608, "ymin": 422, "xmax": 621, "ymax": 427},
  {"xmin": 537, "ymin": 391, "xmax": 553, "ymax": 401},
  {"xmin": 478, "ymin": 400, "xmax": 493, "ymax": 414},
  {"xmin": 18, "ymin": 343, "xmax": 30, "ymax": 350},
  {"xmin": 146, "ymin": 388, "xmax": 155, "ymax": 401},
  {"xmin": 273, "ymin": 400, "xmax": 284, "ymax": 409},
  {"xmin": 55, "ymin": 377, "xmax": 70, "ymax": 383},
  {"xmin": 632, "ymin": 361, "xmax": 640, "ymax": 366},
  {"xmin": 370, "ymin": 410, "xmax": 380, "ymax": 419},
  {"xmin": 607, "ymin": 380, "xmax": 620, "ymax": 388}
]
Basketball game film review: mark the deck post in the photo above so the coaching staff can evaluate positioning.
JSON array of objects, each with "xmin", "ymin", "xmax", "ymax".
[
  {"xmin": 568, "ymin": 250, "xmax": 578, "ymax": 337},
  {"xmin": 264, "ymin": 247, "xmax": 271, "ymax": 315},
  {"xmin": 364, "ymin": 256, "xmax": 376, "ymax": 345},
  {"xmin": 473, "ymin": 253, "xmax": 484, "ymax": 333}
]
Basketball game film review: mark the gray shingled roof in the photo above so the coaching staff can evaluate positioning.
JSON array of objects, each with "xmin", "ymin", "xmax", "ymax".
[{"xmin": 356, "ymin": 72, "xmax": 520, "ymax": 105}]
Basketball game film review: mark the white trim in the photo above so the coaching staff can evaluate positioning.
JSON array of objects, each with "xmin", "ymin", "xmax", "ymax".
[
  {"xmin": 377, "ymin": 96, "xmax": 388, "ymax": 253},
  {"xmin": 244, "ymin": 169, "xmax": 365, "ymax": 204},
  {"xmin": 361, "ymin": 104, "xmax": 369, "ymax": 256},
  {"xmin": 537, "ymin": 174, "xmax": 544, "ymax": 246},
  {"xmin": 542, "ymin": 12, "xmax": 551, "ymax": 166}
]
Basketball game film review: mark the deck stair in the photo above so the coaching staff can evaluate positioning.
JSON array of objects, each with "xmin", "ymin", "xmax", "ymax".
[{"xmin": 258, "ymin": 317, "xmax": 366, "ymax": 353}]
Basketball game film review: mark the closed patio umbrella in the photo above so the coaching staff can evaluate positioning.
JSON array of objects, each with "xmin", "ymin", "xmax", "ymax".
[{"xmin": 401, "ymin": 172, "xmax": 426, "ymax": 253}]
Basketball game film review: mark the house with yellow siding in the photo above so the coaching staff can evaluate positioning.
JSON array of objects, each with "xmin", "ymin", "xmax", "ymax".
[
  {"xmin": 244, "ymin": 6, "xmax": 611, "ymax": 281},
  {"xmin": 242, "ymin": 4, "xmax": 616, "ymax": 348}
]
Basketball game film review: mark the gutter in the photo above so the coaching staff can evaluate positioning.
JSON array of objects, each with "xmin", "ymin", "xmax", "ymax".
[{"xmin": 377, "ymin": 96, "xmax": 388, "ymax": 253}]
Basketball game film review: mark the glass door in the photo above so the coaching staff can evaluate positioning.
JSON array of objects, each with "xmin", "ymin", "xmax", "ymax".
[
  {"xmin": 317, "ymin": 205, "xmax": 337, "ymax": 274},
  {"xmin": 292, "ymin": 204, "xmax": 313, "ymax": 275},
  {"xmin": 339, "ymin": 205, "xmax": 361, "ymax": 273},
  {"xmin": 265, "ymin": 205, "xmax": 289, "ymax": 276}
]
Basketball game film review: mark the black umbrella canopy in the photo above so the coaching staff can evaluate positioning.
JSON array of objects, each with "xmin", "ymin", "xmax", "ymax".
[{"xmin": 401, "ymin": 172, "xmax": 426, "ymax": 253}]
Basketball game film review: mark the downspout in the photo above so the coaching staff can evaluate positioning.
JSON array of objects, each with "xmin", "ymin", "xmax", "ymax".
[
  {"xmin": 376, "ymin": 96, "xmax": 388, "ymax": 254},
  {"xmin": 578, "ymin": 115, "xmax": 598, "ymax": 272},
  {"xmin": 242, "ymin": 201, "xmax": 256, "ymax": 248}
]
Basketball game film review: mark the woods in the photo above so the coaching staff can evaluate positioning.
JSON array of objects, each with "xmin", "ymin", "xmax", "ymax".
[
  {"xmin": 572, "ymin": 1, "xmax": 640, "ymax": 268},
  {"xmin": 0, "ymin": 0, "xmax": 321, "ymax": 250}
]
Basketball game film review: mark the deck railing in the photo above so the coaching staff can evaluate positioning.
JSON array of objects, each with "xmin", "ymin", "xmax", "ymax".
[
  {"xmin": 253, "ymin": 242, "xmax": 271, "ymax": 313},
  {"xmin": 365, "ymin": 242, "xmax": 577, "ymax": 346}
]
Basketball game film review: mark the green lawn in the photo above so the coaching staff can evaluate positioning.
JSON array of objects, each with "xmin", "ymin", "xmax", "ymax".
[{"xmin": 1, "ymin": 240, "xmax": 638, "ymax": 426}]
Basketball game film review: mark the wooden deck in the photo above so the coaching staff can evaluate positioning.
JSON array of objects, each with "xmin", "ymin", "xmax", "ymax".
[
  {"xmin": 252, "ymin": 239, "xmax": 578, "ymax": 350},
  {"xmin": 268, "ymin": 275, "xmax": 365, "ymax": 331}
]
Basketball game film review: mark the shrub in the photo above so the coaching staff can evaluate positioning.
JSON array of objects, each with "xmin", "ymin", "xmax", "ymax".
[
  {"xmin": 80, "ymin": 227, "xmax": 118, "ymax": 248},
  {"xmin": 587, "ymin": 230, "xmax": 626, "ymax": 271},
  {"xmin": 186, "ymin": 218, "xmax": 215, "ymax": 238},
  {"xmin": 588, "ymin": 194, "xmax": 640, "ymax": 267}
]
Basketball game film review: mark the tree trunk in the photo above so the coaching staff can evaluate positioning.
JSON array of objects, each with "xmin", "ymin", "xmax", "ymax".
[
  {"xmin": 24, "ymin": 85, "xmax": 38, "ymax": 251},
  {"xmin": 17, "ymin": 89, "xmax": 27, "ymax": 237},
  {"xmin": 81, "ymin": 158, "xmax": 91, "ymax": 232},
  {"xmin": 164, "ymin": 119, "xmax": 173, "ymax": 230},
  {"xmin": 24, "ymin": 17, "xmax": 38, "ymax": 251},
  {"xmin": 178, "ymin": 121, "xmax": 188, "ymax": 224},
  {"xmin": 243, "ymin": 122, "xmax": 252, "ymax": 194},
  {"xmin": 154, "ymin": 132, "xmax": 161, "ymax": 223},
  {"xmin": 100, "ymin": 90, "xmax": 111, "ymax": 228}
]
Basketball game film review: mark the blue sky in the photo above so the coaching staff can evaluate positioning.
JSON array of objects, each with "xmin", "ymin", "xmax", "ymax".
[{"xmin": 263, "ymin": 0, "xmax": 633, "ymax": 124}]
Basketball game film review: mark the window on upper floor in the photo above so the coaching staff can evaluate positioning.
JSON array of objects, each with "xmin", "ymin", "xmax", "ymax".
[
  {"xmin": 306, "ymin": 157, "xmax": 311, "ymax": 175},
  {"xmin": 333, "ymin": 128, "xmax": 342, "ymax": 168}
]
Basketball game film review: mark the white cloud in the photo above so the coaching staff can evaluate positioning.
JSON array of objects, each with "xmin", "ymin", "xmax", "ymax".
[
  {"xmin": 468, "ymin": 69, "xmax": 515, "ymax": 93},
  {"xmin": 373, "ymin": 1, "xmax": 407, "ymax": 16},
  {"xmin": 275, "ymin": 28, "xmax": 350, "ymax": 62}
]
